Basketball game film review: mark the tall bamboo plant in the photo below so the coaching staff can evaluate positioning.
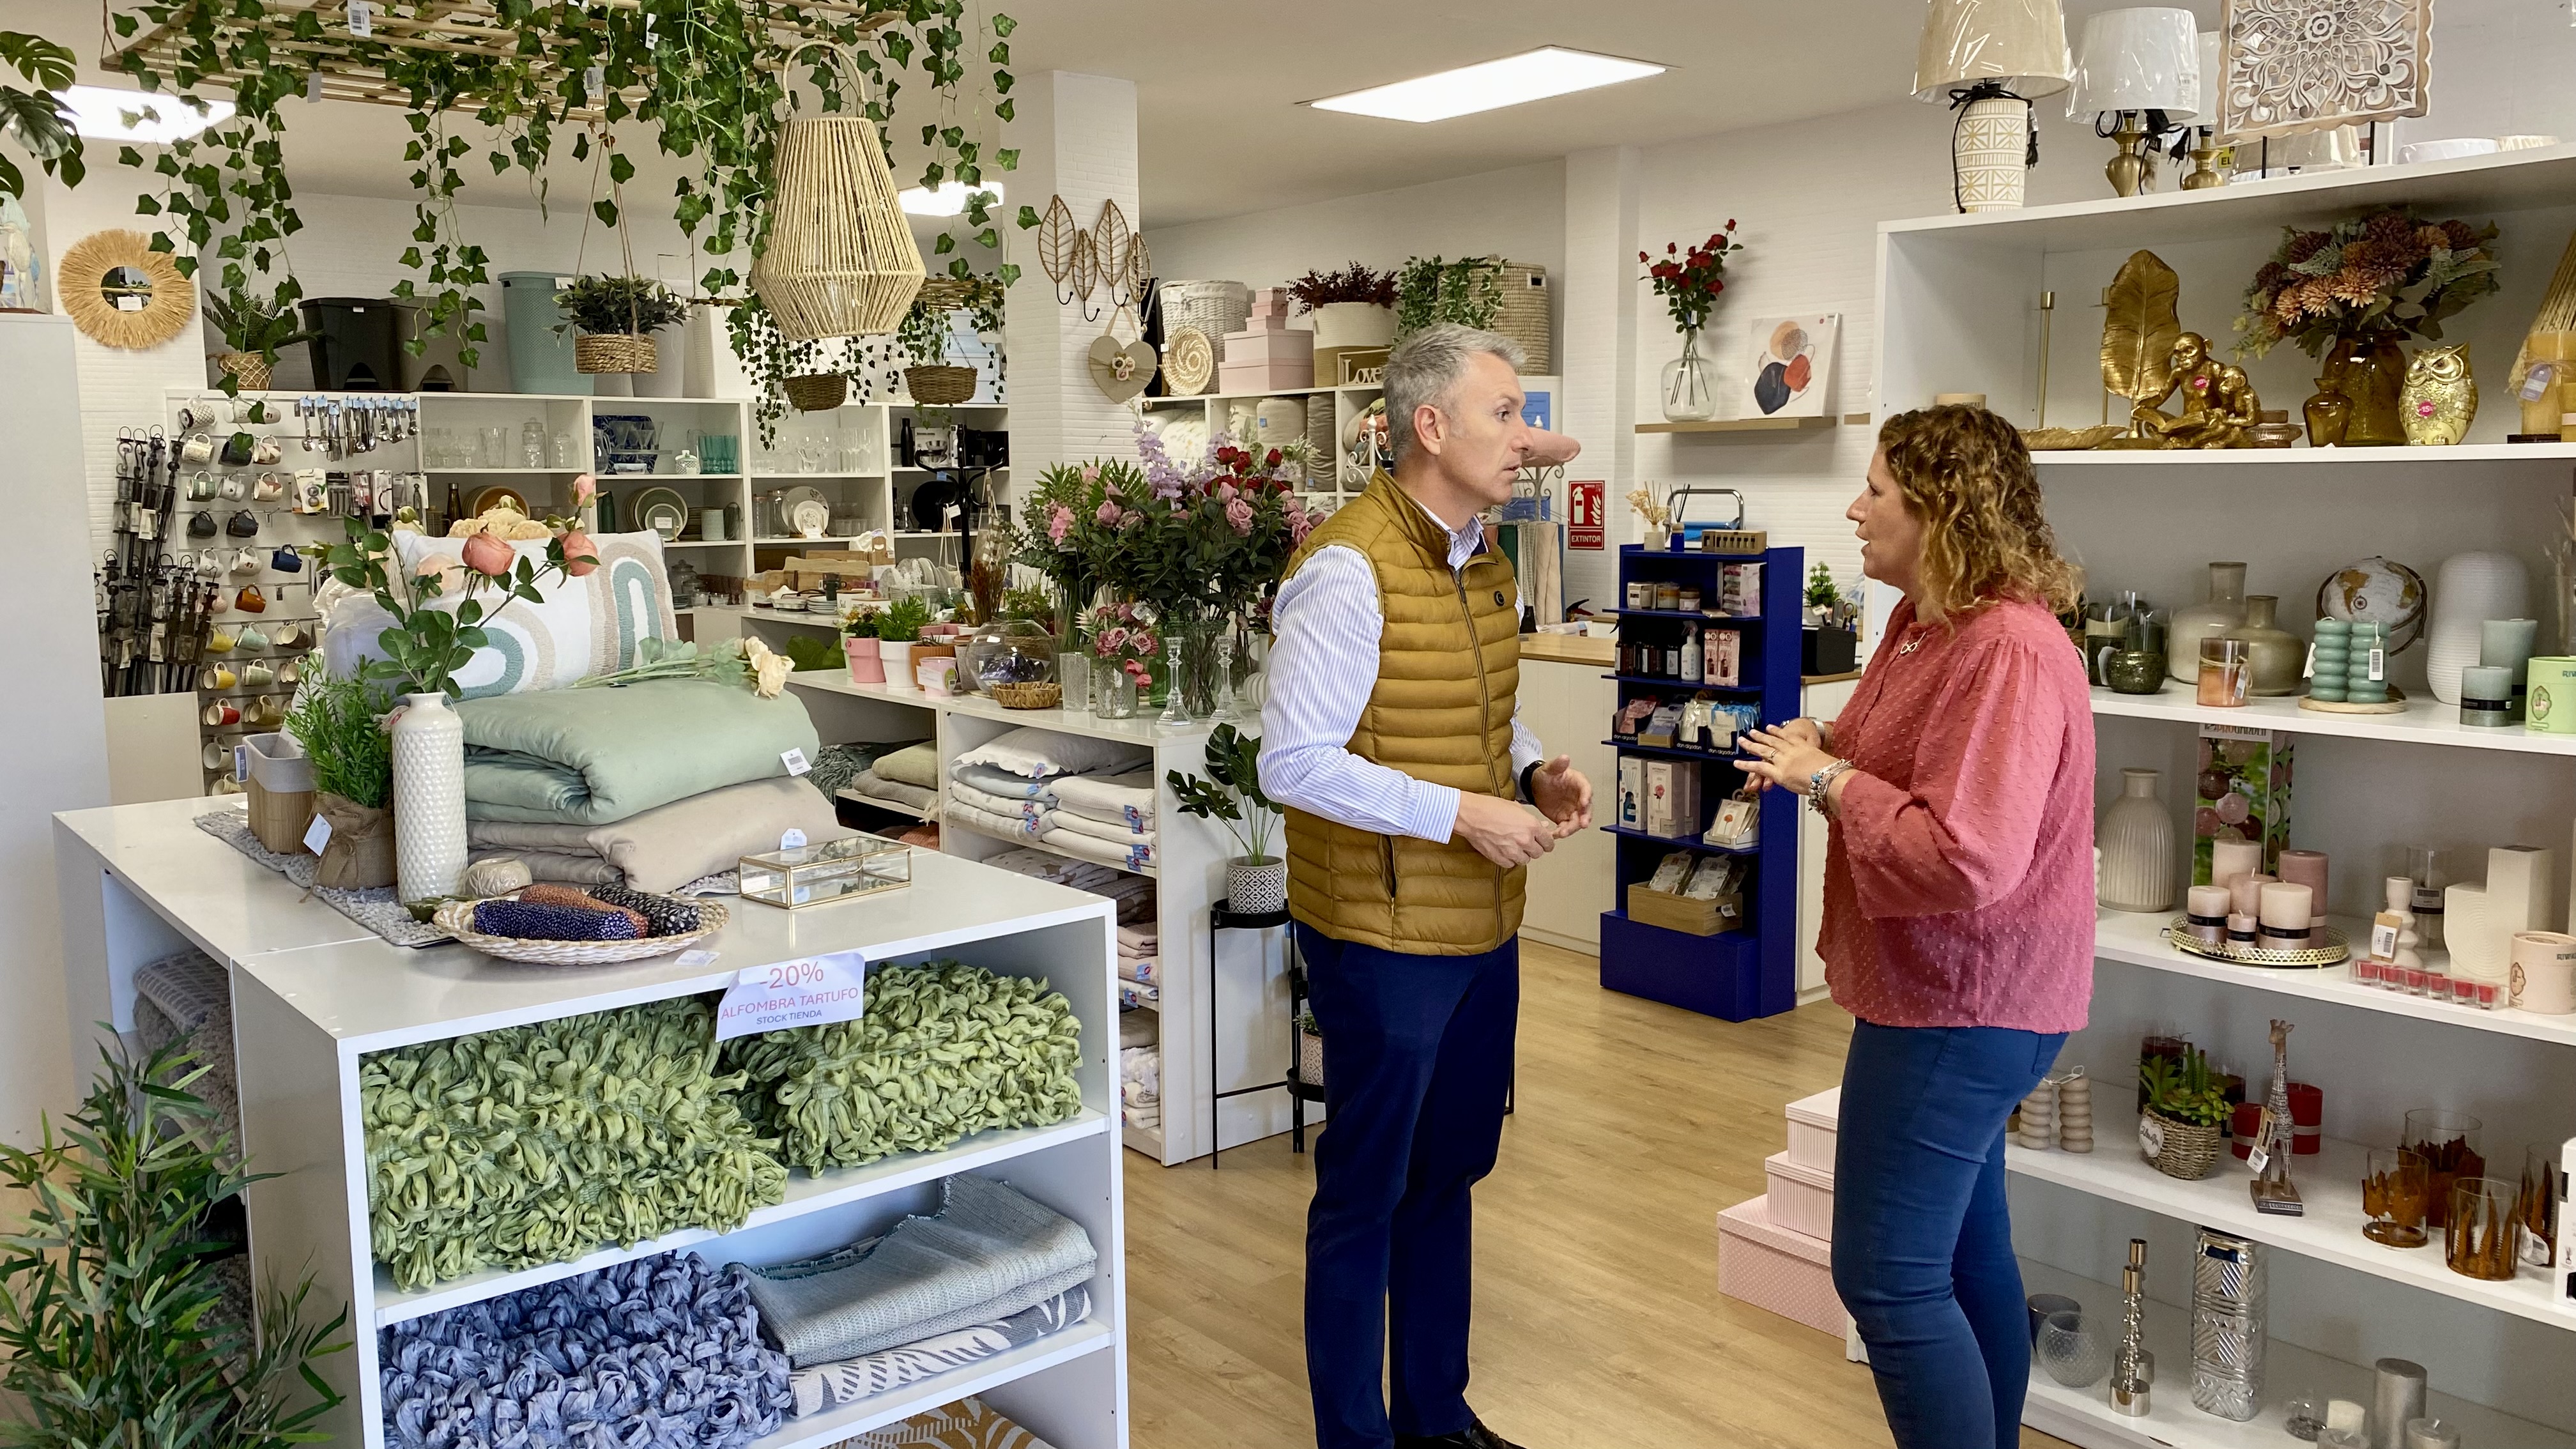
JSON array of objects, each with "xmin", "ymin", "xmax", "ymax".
[{"xmin": 0, "ymin": 1032, "xmax": 349, "ymax": 1447}]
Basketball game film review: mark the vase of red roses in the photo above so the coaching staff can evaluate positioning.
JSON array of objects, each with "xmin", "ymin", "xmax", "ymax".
[{"xmin": 1645, "ymin": 222, "xmax": 1744, "ymax": 422}]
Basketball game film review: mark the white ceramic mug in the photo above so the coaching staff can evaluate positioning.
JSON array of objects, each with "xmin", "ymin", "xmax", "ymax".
[
  {"xmin": 2511, "ymin": 930, "xmax": 2576, "ymax": 1013},
  {"xmin": 179, "ymin": 432, "xmax": 216, "ymax": 464}
]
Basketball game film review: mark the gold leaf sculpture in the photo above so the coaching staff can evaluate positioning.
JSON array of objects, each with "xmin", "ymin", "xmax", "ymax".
[{"xmin": 2102, "ymin": 250, "xmax": 2182, "ymax": 409}]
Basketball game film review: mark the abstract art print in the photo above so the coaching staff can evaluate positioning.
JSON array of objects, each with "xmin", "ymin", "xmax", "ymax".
[
  {"xmin": 1749, "ymin": 314, "xmax": 1839, "ymax": 418},
  {"xmin": 2219, "ymin": 0, "xmax": 2432, "ymax": 141}
]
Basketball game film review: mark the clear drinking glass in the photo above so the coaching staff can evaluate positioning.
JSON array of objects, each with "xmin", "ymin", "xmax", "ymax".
[
  {"xmin": 2361, "ymin": 1147, "xmax": 2431, "ymax": 1248},
  {"xmin": 480, "ymin": 425, "xmax": 510, "ymax": 468},
  {"xmin": 2037, "ymin": 1308, "xmax": 2112, "ymax": 1388}
]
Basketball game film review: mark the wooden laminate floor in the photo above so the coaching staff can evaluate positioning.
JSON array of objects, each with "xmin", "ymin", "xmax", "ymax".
[{"xmin": 1121, "ymin": 939, "xmax": 2073, "ymax": 1449}]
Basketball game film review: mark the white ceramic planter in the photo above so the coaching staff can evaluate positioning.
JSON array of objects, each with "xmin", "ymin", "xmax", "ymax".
[
  {"xmin": 1227, "ymin": 856, "xmax": 1289, "ymax": 915},
  {"xmin": 1310, "ymin": 302, "xmax": 1395, "ymax": 353},
  {"xmin": 392, "ymin": 691, "xmax": 467, "ymax": 902},
  {"xmin": 880, "ymin": 640, "xmax": 916, "ymax": 687}
]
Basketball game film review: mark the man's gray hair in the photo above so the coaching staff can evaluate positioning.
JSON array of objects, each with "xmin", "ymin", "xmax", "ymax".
[{"xmin": 1383, "ymin": 322, "xmax": 1525, "ymax": 466}]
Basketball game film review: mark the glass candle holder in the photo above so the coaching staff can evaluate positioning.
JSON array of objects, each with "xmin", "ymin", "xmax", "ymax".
[
  {"xmin": 2445, "ymin": 1176, "xmax": 2520, "ymax": 1280},
  {"xmin": 2362, "ymin": 1147, "xmax": 2432, "ymax": 1247},
  {"xmin": 2402, "ymin": 1109, "xmax": 2485, "ymax": 1229},
  {"xmin": 2520, "ymin": 1143, "xmax": 2563, "ymax": 1268},
  {"xmin": 2037, "ymin": 1308, "xmax": 2112, "ymax": 1388},
  {"xmin": 2198, "ymin": 636, "xmax": 2251, "ymax": 707}
]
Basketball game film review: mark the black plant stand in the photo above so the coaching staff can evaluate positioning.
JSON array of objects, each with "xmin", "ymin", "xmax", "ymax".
[{"xmin": 1206, "ymin": 898, "xmax": 1314, "ymax": 1168}]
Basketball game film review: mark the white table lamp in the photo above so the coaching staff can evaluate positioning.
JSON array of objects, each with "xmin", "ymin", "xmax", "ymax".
[
  {"xmin": 2067, "ymin": 7, "xmax": 2200, "ymax": 195},
  {"xmin": 1915, "ymin": 0, "xmax": 2073, "ymax": 213}
]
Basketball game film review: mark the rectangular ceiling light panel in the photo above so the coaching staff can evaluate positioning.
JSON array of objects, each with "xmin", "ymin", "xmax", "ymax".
[{"xmin": 1308, "ymin": 46, "xmax": 1665, "ymax": 123}]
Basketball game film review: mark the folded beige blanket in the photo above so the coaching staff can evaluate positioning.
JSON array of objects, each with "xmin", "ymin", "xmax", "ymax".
[{"xmin": 465, "ymin": 776, "xmax": 853, "ymax": 892}]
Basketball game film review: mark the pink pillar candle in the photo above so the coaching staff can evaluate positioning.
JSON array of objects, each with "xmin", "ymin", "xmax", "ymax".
[
  {"xmin": 2186, "ymin": 884, "xmax": 2232, "ymax": 943},
  {"xmin": 2278, "ymin": 849, "xmax": 2329, "ymax": 924},
  {"xmin": 2231, "ymin": 872, "xmax": 2277, "ymax": 919}
]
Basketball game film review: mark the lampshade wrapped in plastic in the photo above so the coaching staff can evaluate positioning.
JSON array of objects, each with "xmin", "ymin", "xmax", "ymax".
[
  {"xmin": 1915, "ymin": 0, "xmax": 2073, "ymax": 100},
  {"xmin": 749, "ymin": 54, "xmax": 926, "ymax": 341},
  {"xmin": 2192, "ymin": 31, "xmax": 2221, "ymax": 126},
  {"xmin": 2067, "ymin": 8, "xmax": 2200, "ymax": 119}
]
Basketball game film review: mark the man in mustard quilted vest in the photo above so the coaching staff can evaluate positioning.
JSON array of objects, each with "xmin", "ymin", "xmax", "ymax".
[{"xmin": 1260, "ymin": 323, "xmax": 1591, "ymax": 1449}]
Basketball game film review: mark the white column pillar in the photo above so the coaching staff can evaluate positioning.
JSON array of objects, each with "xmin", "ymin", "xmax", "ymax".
[
  {"xmin": 1558, "ymin": 145, "xmax": 1642, "ymax": 613},
  {"xmin": 1001, "ymin": 71, "xmax": 1141, "ymax": 488}
]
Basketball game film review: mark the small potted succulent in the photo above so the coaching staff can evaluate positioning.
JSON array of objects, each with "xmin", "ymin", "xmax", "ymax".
[
  {"xmin": 554, "ymin": 275, "xmax": 689, "ymax": 375},
  {"xmin": 2138, "ymin": 1044, "xmax": 2231, "ymax": 1181},
  {"xmin": 1289, "ymin": 261, "xmax": 1398, "ymax": 355},
  {"xmin": 842, "ymin": 608, "xmax": 884, "ymax": 684},
  {"xmin": 202, "ymin": 286, "xmax": 315, "ymax": 393},
  {"xmin": 877, "ymin": 595, "xmax": 931, "ymax": 687},
  {"xmin": 1167, "ymin": 723, "xmax": 1284, "ymax": 912}
]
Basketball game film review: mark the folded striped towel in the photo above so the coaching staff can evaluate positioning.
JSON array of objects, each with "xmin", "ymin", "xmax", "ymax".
[
  {"xmin": 1050, "ymin": 769, "xmax": 1156, "ymax": 826},
  {"xmin": 787, "ymin": 1291, "xmax": 1091, "ymax": 1420},
  {"xmin": 1049, "ymin": 809, "xmax": 1158, "ymax": 848},
  {"xmin": 1043, "ymin": 826, "xmax": 1152, "ymax": 873},
  {"xmin": 949, "ymin": 778, "xmax": 1052, "ymax": 822},
  {"xmin": 946, "ymin": 801, "xmax": 1050, "ymax": 842},
  {"xmin": 951, "ymin": 763, "xmax": 1061, "ymax": 802},
  {"xmin": 846, "ymin": 769, "xmax": 934, "ymax": 812},
  {"xmin": 1118, "ymin": 982, "xmax": 1159, "ymax": 1009}
]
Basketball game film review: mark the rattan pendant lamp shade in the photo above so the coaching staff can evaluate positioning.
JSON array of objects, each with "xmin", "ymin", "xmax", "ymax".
[{"xmin": 751, "ymin": 50, "xmax": 925, "ymax": 341}]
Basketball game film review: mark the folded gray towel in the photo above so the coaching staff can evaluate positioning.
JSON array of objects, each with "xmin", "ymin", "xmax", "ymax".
[{"xmin": 744, "ymin": 1175, "xmax": 1098, "ymax": 1368}]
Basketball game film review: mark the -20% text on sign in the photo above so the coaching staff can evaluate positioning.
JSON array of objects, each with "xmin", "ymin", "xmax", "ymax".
[{"xmin": 715, "ymin": 948, "xmax": 867, "ymax": 1041}]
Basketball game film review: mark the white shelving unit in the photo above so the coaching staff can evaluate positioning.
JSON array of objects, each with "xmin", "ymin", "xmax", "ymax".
[
  {"xmin": 50, "ymin": 795, "xmax": 1128, "ymax": 1449},
  {"xmin": 785, "ymin": 671, "xmax": 1317, "ymax": 1167},
  {"xmin": 1143, "ymin": 377, "xmax": 1561, "ymax": 513},
  {"xmin": 1878, "ymin": 146, "xmax": 2576, "ymax": 1446}
]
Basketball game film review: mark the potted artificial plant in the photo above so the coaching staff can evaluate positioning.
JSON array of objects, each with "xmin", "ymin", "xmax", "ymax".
[
  {"xmin": 1290, "ymin": 261, "xmax": 1398, "ymax": 355},
  {"xmin": 1167, "ymin": 723, "xmax": 1285, "ymax": 912},
  {"xmin": 202, "ymin": 286, "xmax": 315, "ymax": 392},
  {"xmin": 554, "ymin": 275, "xmax": 689, "ymax": 375},
  {"xmin": 2139, "ymin": 1044, "xmax": 2232, "ymax": 1181},
  {"xmin": 1803, "ymin": 560, "xmax": 1858, "ymax": 675},
  {"xmin": 877, "ymin": 595, "xmax": 930, "ymax": 687},
  {"xmin": 843, "ymin": 608, "xmax": 884, "ymax": 684},
  {"xmin": 899, "ymin": 274, "xmax": 1002, "ymax": 406},
  {"xmin": 282, "ymin": 660, "xmax": 397, "ymax": 889}
]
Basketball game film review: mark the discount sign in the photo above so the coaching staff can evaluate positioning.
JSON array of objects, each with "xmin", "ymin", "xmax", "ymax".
[{"xmin": 716, "ymin": 949, "xmax": 867, "ymax": 1041}]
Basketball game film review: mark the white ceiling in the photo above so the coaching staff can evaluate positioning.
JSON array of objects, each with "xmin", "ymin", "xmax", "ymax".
[{"xmin": 27, "ymin": 0, "xmax": 1932, "ymax": 229}]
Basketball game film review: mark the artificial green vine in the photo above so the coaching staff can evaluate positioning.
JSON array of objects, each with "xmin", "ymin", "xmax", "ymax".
[
  {"xmin": 104, "ymin": 0, "xmax": 1019, "ymax": 391},
  {"xmin": 728, "ymin": 294, "xmax": 906, "ymax": 447}
]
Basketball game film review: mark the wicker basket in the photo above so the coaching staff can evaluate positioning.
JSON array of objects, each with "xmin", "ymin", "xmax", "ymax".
[
  {"xmin": 217, "ymin": 351, "xmax": 271, "ymax": 392},
  {"xmin": 431, "ymin": 896, "xmax": 728, "ymax": 967},
  {"xmin": 991, "ymin": 680, "xmax": 1062, "ymax": 710},
  {"xmin": 1163, "ymin": 280, "xmax": 1251, "ymax": 353},
  {"xmin": 905, "ymin": 364, "xmax": 977, "ymax": 405},
  {"xmin": 574, "ymin": 332, "xmax": 657, "ymax": 375},
  {"xmin": 2142, "ymin": 1106, "xmax": 2224, "ymax": 1181},
  {"xmin": 915, "ymin": 277, "xmax": 972, "ymax": 312},
  {"xmin": 784, "ymin": 372, "xmax": 848, "ymax": 412},
  {"xmin": 1495, "ymin": 260, "xmax": 1552, "ymax": 374}
]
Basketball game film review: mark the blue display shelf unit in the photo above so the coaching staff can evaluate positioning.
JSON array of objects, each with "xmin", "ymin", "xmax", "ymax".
[{"xmin": 1598, "ymin": 542, "xmax": 1802, "ymax": 1021}]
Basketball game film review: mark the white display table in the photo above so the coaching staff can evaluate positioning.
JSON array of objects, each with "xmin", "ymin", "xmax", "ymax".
[{"xmin": 52, "ymin": 795, "xmax": 1128, "ymax": 1449}]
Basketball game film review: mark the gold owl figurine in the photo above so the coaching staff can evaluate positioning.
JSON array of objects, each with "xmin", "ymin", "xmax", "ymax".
[{"xmin": 2401, "ymin": 344, "xmax": 2478, "ymax": 446}]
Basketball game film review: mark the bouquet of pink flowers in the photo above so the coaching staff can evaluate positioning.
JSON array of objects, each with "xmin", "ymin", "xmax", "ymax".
[{"xmin": 1086, "ymin": 601, "xmax": 1161, "ymax": 688}]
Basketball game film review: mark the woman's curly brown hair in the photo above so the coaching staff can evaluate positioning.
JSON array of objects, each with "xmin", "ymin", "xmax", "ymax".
[{"xmin": 1876, "ymin": 404, "xmax": 2081, "ymax": 622}]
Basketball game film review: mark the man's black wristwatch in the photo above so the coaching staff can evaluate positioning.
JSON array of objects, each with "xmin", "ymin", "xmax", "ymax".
[{"xmin": 1519, "ymin": 760, "xmax": 1542, "ymax": 804}]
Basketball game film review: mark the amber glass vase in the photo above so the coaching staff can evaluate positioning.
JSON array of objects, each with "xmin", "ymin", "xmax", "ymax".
[{"xmin": 2321, "ymin": 329, "xmax": 2409, "ymax": 446}]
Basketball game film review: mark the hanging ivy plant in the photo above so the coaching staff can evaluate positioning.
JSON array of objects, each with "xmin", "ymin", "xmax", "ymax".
[
  {"xmin": 103, "ymin": 1, "xmax": 1018, "ymax": 393},
  {"xmin": 728, "ymin": 294, "xmax": 905, "ymax": 447}
]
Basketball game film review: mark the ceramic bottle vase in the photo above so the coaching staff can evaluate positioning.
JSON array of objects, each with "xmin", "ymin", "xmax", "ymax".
[
  {"xmin": 2097, "ymin": 768, "xmax": 2177, "ymax": 913},
  {"xmin": 2426, "ymin": 551, "xmax": 2531, "ymax": 705},
  {"xmin": 2221, "ymin": 595, "xmax": 2306, "ymax": 696},
  {"xmin": 2166, "ymin": 562, "xmax": 2249, "ymax": 684},
  {"xmin": 392, "ymin": 691, "xmax": 467, "ymax": 903}
]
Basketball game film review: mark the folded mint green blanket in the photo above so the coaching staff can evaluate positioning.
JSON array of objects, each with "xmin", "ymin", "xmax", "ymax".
[{"xmin": 457, "ymin": 678, "xmax": 822, "ymax": 825}]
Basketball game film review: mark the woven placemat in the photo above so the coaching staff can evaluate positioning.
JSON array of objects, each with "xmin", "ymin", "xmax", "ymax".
[{"xmin": 194, "ymin": 809, "xmax": 452, "ymax": 948}]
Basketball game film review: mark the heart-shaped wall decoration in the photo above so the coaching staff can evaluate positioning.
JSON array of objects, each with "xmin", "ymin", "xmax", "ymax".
[{"xmin": 1088, "ymin": 334, "xmax": 1160, "ymax": 402}]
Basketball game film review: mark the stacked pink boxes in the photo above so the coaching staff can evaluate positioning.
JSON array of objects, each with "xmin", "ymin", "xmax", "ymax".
[
  {"xmin": 1220, "ymin": 286, "xmax": 1314, "ymax": 392},
  {"xmin": 1716, "ymin": 1086, "xmax": 1849, "ymax": 1338}
]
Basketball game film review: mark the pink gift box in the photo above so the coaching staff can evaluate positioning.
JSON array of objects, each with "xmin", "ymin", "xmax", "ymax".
[
  {"xmin": 1717, "ymin": 1195, "xmax": 1844, "ymax": 1337},
  {"xmin": 1220, "ymin": 356, "xmax": 1315, "ymax": 391},
  {"xmin": 1223, "ymin": 326, "xmax": 1314, "ymax": 364}
]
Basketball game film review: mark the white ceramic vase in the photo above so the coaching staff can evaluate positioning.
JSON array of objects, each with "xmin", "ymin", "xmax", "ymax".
[
  {"xmin": 392, "ymin": 691, "xmax": 467, "ymax": 903},
  {"xmin": 880, "ymin": 640, "xmax": 916, "ymax": 687},
  {"xmin": 2096, "ymin": 767, "xmax": 2176, "ymax": 912},
  {"xmin": 2426, "ymin": 551, "xmax": 2531, "ymax": 705},
  {"xmin": 1310, "ymin": 302, "xmax": 1395, "ymax": 353},
  {"xmin": 1954, "ymin": 96, "xmax": 2030, "ymax": 211}
]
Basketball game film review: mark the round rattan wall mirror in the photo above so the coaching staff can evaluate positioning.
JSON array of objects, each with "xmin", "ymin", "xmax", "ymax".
[{"xmin": 59, "ymin": 229, "xmax": 197, "ymax": 349}]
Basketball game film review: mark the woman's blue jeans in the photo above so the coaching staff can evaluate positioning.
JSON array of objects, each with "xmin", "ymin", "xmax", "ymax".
[{"xmin": 1832, "ymin": 1020, "xmax": 2066, "ymax": 1449}]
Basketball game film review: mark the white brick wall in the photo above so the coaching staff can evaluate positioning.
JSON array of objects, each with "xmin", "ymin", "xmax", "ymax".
[{"xmin": 1002, "ymin": 72, "xmax": 1143, "ymax": 483}]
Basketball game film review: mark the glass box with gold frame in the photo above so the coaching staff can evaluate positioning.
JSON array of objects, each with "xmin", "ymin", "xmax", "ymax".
[{"xmin": 739, "ymin": 834, "xmax": 914, "ymax": 909}]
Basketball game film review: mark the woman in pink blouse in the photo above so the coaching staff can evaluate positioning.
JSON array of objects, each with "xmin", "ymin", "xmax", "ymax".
[{"xmin": 1737, "ymin": 404, "xmax": 2093, "ymax": 1449}]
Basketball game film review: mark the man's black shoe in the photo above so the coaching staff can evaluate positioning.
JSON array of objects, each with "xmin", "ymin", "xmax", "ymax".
[{"xmin": 1395, "ymin": 1420, "xmax": 1525, "ymax": 1449}]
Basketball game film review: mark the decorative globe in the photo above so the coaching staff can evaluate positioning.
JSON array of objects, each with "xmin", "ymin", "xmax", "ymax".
[
  {"xmin": 962, "ymin": 619, "xmax": 1059, "ymax": 693},
  {"xmin": 2315, "ymin": 556, "xmax": 2426, "ymax": 650}
]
